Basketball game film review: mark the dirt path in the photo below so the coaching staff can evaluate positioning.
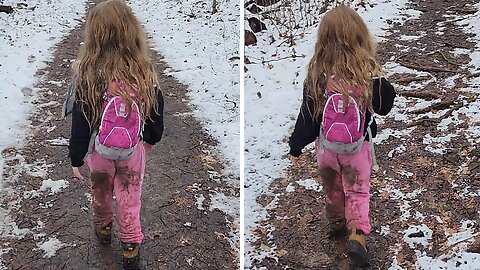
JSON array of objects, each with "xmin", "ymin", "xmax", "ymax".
[
  {"xmin": 0, "ymin": 1, "xmax": 238, "ymax": 269},
  {"xmin": 252, "ymin": 1, "xmax": 480, "ymax": 269}
]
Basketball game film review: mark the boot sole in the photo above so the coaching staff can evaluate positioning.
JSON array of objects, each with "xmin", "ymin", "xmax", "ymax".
[
  {"xmin": 123, "ymin": 256, "xmax": 140, "ymax": 270},
  {"xmin": 346, "ymin": 240, "xmax": 370, "ymax": 267},
  {"xmin": 94, "ymin": 229, "xmax": 111, "ymax": 244}
]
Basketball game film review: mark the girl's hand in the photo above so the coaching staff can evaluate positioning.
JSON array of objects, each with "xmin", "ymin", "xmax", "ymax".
[
  {"xmin": 144, "ymin": 143, "xmax": 154, "ymax": 153},
  {"xmin": 72, "ymin": 166, "xmax": 84, "ymax": 180},
  {"xmin": 290, "ymin": 155, "xmax": 299, "ymax": 166}
]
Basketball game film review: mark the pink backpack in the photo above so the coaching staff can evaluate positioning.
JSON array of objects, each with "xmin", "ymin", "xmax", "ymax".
[
  {"xmin": 94, "ymin": 81, "xmax": 142, "ymax": 160},
  {"xmin": 319, "ymin": 83, "xmax": 371, "ymax": 154}
]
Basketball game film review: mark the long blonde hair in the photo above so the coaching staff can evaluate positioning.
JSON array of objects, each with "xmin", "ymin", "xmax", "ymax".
[
  {"xmin": 73, "ymin": 0, "xmax": 158, "ymax": 129},
  {"xmin": 305, "ymin": 4, "xmax": 382, "ymax": 121}
]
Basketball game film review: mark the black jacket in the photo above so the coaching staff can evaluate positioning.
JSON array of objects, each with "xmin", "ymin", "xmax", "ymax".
[
  {"xmin": 289, "ymin": 78, "xmax": 396, "ymax": 157},
  {"xmin": 69, "ymin": 89, "xmax": 165, "ymax": 167}
]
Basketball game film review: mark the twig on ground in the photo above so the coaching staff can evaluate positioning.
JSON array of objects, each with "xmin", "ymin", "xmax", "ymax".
[
  {"xmin": 439, "ymin": 232, "xmax": 480, "ymax": 253},
  {"xmin": 399, "ymin": 62, "xmax": 459, "ymax": 73},
  {"xmin": 410, "ymin": 99, "xmax": 454, "ymax": 114},
  {"xmin": 247, "ymin": 54, "xmax": 306, "ymax": 64},
  {"xmin": 466, "ymin": 71, "xmax": 480, "ymax": 78},
  {"xmin": 406, "ymin": 116, "xmax": 438, "ymax": 128},
  {"xmin": 397, "ymin": 90, "xmax": 440, "ymax": 100},
  {"xmin": 393, "ymin": 76, "xmax": 432, "ymax": 85}
]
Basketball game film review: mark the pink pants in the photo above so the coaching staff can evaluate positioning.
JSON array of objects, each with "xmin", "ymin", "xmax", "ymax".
[
  {"xmin": 315, "ymin": 140, "xmax": 372, "ymax": 234},
  {"xmin": 85, "ymin": 144, "xmax": 145, "ymax": 244}
]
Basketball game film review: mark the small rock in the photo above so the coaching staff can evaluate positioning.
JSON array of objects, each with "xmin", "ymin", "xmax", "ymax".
[
  {"xmin": 255, "ymin": 0, "xmax": 280, "ymax": 7},
  {"xmin": 408, "ymin": 231, "xmax": 425, "ymax": 238},
  {"xmin": 0, "ymin": 5, "xmax": 14, "ymax": 14},
  {"xmin": 247, "ymin": 3, "xmax": 262, "ymax": 14},
  {"xmin": 245, "ymin": 30, "xmax": 257, "ymax": 46},
  {"xmin": 248, "ymin": 17, "xmax": 267, "ymax": 33}
]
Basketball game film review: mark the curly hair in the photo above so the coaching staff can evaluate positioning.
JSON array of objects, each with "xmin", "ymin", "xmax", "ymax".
[
  {"xmin": 73, "ymin": 0, "xmax": 158, "ymax": 129},
  {"xmin": 304, "ymin": 4, "xmax": 383, "ymax": 121}
]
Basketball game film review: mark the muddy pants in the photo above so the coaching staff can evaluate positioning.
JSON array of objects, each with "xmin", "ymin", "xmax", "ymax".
[
  {"xmin": 315, "ymin": 139, "xmax": 372, "ymax": 234},
  {"xmin": 85, "ymin": 144, "xmax": 145, "ymax": 244}
]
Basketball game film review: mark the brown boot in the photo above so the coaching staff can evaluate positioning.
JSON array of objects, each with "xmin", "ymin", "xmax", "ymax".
[
  {"xmin": 329, "ymin": 218, "xmax": 347, "ymax": 239},
  {"xmin": 346, "ymin": 228, "xmax": 370, "ymax": 267},
  {"xmin": 122, "ymin": 243, "xmax": 140, "ymax": 270},
  {"xmin": 95, "ymin": 222, "xmax": 112, "ymax": 244}
]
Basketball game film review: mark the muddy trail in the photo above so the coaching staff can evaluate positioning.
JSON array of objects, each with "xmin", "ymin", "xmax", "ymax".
[
  {"xmin": 252, "ymin": 0, "xmax": 480, "ymax": 269},
  {"xmin": 0, "ymin": 1, "xmax": 238, "ymax": 269}
]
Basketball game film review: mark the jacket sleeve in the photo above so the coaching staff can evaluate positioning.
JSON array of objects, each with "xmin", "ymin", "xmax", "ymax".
[
  {"xmin": 143, "ymin": 88, "xmax": 164, "ymax": 145},
  {"xmin": 68, "ymin": 101, "xmax": 92, "ymax": 167},
  {"xmin": 372, "ymin": 77, "xmax": 396, "ymax": 116},
  {"xmin": 288, "ymin": 86, "xmax": 320, "ymax": 157}
]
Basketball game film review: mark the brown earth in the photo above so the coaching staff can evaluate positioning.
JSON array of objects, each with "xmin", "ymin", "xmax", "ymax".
[
  {"xmin": 252, "ymin": 0, "xmax": 480, "ymax": 269},
  {"xmin": 0, "ymin": 1, "xmax": 238, "ymax": 269}
]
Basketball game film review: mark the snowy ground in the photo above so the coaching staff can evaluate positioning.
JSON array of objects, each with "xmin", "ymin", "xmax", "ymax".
[
  {"xmin": 245, "ymin": 0, "xmax": 480, "ymax": 268},
  {"xmin": 128, "ymin": 0, "xmax": 240, "ymax": 251},
  {"xmin": 129, "ymin": 0, "xmax": 240, "ymax": 178},
  {"xmin": 0, "ymin": 0, "xmax": 86, "ymax": 267}
]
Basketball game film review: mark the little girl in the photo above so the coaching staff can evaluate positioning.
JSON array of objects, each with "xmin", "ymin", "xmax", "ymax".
[
  {"xmin": 289, "ymin": 5, "xmax": 395, "ymax": 267},
  {"xmin": 68, "ymin": 1, "xmax": 164, "ymax": 269}
]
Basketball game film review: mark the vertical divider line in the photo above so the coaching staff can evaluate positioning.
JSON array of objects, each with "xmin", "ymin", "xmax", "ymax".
[{"xmin": 239, "ymin": 0, "xmax": 245, "ymax": 268}]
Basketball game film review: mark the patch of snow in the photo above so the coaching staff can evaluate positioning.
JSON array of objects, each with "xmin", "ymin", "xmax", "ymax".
[
  {"xmin": 423, "ymin": 134, "xmax": 456, "ymax": 154},
  {"xmin": 403, "ymin": 224, "xmax": 433, "ymax": 248},
  {"xmin": 23, "ymin": 160, "xmax": 54, "ymax": 179},
  {"xmin": 296, "ymin": 178, "xmax": 322, "ymax": 192},
  {"xmin": 24, "ymin": 179, "xmax": 68, "ymax": 199},
  {"xmin": 209, "ymin": 192, "xmax": 239, "ymax": 252},
  {"xmin": 36, "ymin": 237, "xmax": 65, "ymax": 258},
  {"xmin": 388, "ymin": 144, "xmax": 406, "ymax": 158},
  {"xmin": 381, "ymin": 225, "xmax": 391, "ymax": 236},
  {"xmin": 374, "ymin": 128, "xmax": 416, "ymax": 144},
  {"xmin": 398, "ymin": 170, "xmax": 413, "ymax": 178},
  {"xmin": 39, "ymin": 179, "xmax": 69, "ymax": 195},
  {"xmin": 0, "ymin": 211, "xmax": 30, "ymax": 238},
  {"xmin": 45, "ymin": 137, "xmax": 69, "ymax": 146},
  {"xmin": 399, "ymin": 35, "xmax": 421, "ymax": 41},
  {"xmin": 209, "ymin": 192, "xmax": 238, "ymax": 221},
  {"xmin": 416, "ymin": 252, "xmax": 480, "ymax": 270},
  {"xmin": 285, "ymin": 183, "xmax": 295, "ymax": 193},
  {"xmin": 195, "ymin": 193, "xmax": 206, "ymax": 211},
  {"xmin": 389, "ymin": 256, "xmax": 406, "ymax": 270}
]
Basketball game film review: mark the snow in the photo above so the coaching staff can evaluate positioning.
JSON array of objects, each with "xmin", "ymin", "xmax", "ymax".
[
  {"xmin": 296, "ymin": 178, "xmax": 322, "ymax": 192},
  {"xmin": 244, "ymin": 0, "xmax": 414, "ymax": 267},
  {"xmin": 416, "ymin": 252, "xmax": 480, "ymax": 270},
  {"xmin": 381, "ymin": 225, "xmax": 391, "ymax": 236},
  {"xmin": 0, "ymin": 0, "xmax": 85, "ymax": 265},
  {"xmin": 45, "ymin": 137, "xmax": 69, "ymax": 146},
  {"xmin": 195, "ymin": 193, "xmax": 206, "ymax": 210},
  {"xmin": 35, "ymin": 237, "xmax": 66, "ymax": 258},
  {"xmin": 39, "ymin": 179, "xmax": 69, "ymax": 195},
  {"xmin": 0, "ymin": 0, "xmax": 85, "ymax": 184},
  {"xmin": 209, "ymin": 192, "xmax": 240, "ymax": 251},
  {"xmin": 403, "ymin": 224, "xmax": 433, "ymax": 248},
  {"xmin": 128, "ymin": 0, "xmax": 240, "ymax": 176},
  {"xmin": 285, "ymin": 183, "xmax": 295, "ymax": 193}
]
